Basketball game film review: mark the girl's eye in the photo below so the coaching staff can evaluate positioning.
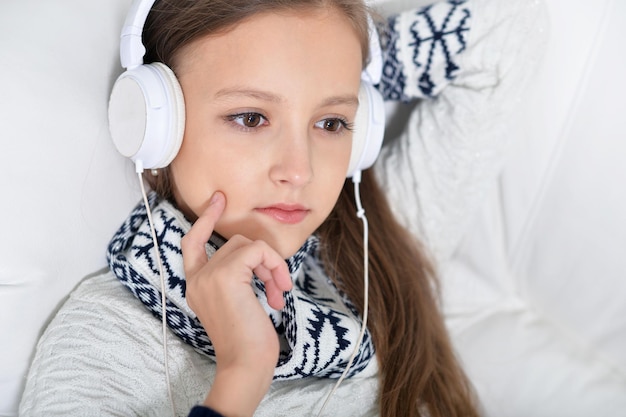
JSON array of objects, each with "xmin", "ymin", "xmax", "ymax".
[
  {"xmin": 227, "ymin": 112, "xmax": 268, "ymax": 128},
  {"xmin": 315, "ymin": 118, "xmax": 353, "ymax": 133}
]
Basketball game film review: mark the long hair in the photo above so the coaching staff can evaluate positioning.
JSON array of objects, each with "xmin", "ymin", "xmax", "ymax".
[
  {"xmin": 141, "ymin": 1, "xmax": 478, "ymax": 416},
  {"xmin": 318, "ymin": 170, "xmax": 478, "ymax": 417}
]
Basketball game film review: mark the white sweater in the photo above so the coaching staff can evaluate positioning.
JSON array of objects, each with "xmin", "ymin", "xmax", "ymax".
[{"xmin": 19, "ymin": 0, "xmax": 547, "ymax": 415}]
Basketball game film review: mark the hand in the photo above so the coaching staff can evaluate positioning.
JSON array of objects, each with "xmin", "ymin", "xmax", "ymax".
[{"xmin": 181, "ymin": 191, "xmax": 292, "ymax": 417}]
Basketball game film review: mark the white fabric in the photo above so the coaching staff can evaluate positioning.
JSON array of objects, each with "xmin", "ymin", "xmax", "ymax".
[
  {"xmin": 0, "ymin": 1, "xmax": 140, "ymax": 415},
  {"xmin": 2, "ymin": 0, "xmax": 625, "ymax": 416},
  {"xmin": 441, "ymin": 0, "xmax": 626, "ymax": 415},
  {"xmin": 19, "ymin": 270, "xmax": 380, "ymax": 416}
]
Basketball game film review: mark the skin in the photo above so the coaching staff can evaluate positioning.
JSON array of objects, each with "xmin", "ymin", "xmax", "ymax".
[
  {"xmin": 175, "ymin": 7, "xmax": 364, "ymax": 417},
  {"xmin": 172, "ymin": 8, "xmax": 363, "ymax": 259}
]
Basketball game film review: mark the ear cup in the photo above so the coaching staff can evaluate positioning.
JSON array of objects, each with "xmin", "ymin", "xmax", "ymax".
[
  {"xmin": 108, "ymin": 62, "xmax": 185, "ymax": 169},
  {"xmin": 347, "ymin": 81, "xmax": 386, "ymax": 178}
]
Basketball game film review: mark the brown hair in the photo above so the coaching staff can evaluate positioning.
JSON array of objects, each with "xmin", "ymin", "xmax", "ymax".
[
  {"xmin": 143, "ymin": 1, "xmax": 478, "ymax": 416},
  {"xmin": 319, "ymin": 170, "xmax": 478, "ymax": 417}
]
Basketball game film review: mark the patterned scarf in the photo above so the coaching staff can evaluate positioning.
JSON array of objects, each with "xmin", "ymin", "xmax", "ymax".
[{"xmin": 107, "ymin": 193, "xmax": 375, "ymax": 380}]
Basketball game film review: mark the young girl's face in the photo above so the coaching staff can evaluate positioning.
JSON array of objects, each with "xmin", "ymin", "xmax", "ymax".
[{"xmin": 170, "ymin": 8, "xmax": 363, "ymax": 258}]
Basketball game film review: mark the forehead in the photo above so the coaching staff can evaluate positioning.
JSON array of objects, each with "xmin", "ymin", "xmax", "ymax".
[{"xmin": 174, "ymin": 8, "xmax": 364, "ymax": 87}]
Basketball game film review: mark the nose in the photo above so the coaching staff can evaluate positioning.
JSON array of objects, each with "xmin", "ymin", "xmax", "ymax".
[{"xmin": 269, "ymin": 128, "xmax": 313, "ymax": 187}]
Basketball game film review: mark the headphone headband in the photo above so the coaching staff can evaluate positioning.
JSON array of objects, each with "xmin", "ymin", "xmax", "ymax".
[
  {"xmin": 120, "ymin": 0, "xmax": 157, "ymax": 69},
  {"xmin": 362, "ymin": 14, "xmax": 382, "ymax": 85}
]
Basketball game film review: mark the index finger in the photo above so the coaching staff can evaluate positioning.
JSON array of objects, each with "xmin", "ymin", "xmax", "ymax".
[{"xmin": 181, "ymin": 191, "xmax": 226, "ymax": 275}]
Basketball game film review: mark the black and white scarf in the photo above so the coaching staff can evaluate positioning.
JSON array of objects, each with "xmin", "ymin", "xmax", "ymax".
[{"xmin": 107, "ymin": 193, "xmax": 375, "ymax": 380}]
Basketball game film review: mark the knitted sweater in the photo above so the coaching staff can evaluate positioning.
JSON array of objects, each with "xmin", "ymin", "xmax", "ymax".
[{"xmin": 19, "ymin": 0, "xmax": 547, "ymax": 415}]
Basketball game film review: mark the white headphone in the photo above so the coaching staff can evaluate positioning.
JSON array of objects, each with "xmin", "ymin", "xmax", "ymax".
[{"xmin": 108, "ymin": 0, "xmax": 385, "ymax": 177}]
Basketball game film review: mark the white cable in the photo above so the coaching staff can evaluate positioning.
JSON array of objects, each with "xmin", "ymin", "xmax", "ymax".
[
  {"xmin": 316, "ymin": 170, "xmax": 370, "ymax": 416},
  {"xmin": 135, "ymin": 163, "xmax": 176, "ymax": 417}
]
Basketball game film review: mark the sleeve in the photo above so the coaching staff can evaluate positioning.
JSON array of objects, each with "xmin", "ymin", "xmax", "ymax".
[
  {"xmin": 188, "ymin": 406, "xmax": 226, "ymax": 417},
  {"xmin": 374, "ymin": 0, "xmax": 549, "ymax": 264},
  {"xmin": 378, "ymin": 0, "xmax": 472, "ymax": 101}
]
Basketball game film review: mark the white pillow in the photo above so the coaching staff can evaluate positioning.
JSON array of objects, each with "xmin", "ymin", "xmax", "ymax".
[{"xmin": 0, "ymin": 0, "xmax": 140, "ymax": 414}]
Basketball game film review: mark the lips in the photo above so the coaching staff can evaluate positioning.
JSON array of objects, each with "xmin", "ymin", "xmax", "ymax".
[{"xmin": 256, "ymin": 204, "xmax": 309, "ymax": 224}]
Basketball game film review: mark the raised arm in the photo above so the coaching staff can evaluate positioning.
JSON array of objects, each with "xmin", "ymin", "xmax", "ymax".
[{"xmin": 375, "ymin": 0, "xmax": 548, "ymax": 263}]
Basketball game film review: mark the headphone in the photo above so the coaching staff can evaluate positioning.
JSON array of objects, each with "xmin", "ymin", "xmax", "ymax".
[{"xmin": 108, "ymin": 0, "xmax": 385, "ymax": 178}]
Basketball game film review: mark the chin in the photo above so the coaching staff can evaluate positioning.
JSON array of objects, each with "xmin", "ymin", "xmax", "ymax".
[
  {"xmin": 271, "ymin": 239, "xmax": 307, "ymax": 260},
  {"xmin": 216, "ymin": 228, "xmax": 308, "ymax": 261},
  {"xmin": 252, "ymin": 226, "xmax": 314, "ymax": 260}
]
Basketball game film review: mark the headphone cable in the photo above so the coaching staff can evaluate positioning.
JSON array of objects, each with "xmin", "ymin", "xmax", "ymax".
[
  {"xmin": 316, "ymin": 170, "xmax": 370, "ymax": 416},
  {"xmin": 136, "ymin": 162, "xmax": 177, "ymax": 417}
]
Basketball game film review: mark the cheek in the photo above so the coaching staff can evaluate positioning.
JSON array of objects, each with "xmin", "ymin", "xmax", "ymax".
[
  {"xmin": 325, "ymin": 138, "xmax": 352, "ymax": 183},
  {"xmin": 168, "ymin": 137, "xmax": 223, "ymax": 218},
  {"xmin": 318, "ymin": 145, "xmax": 351, "ymax": 207},
  {"xmin": 170, "ymin": 142, "xmax": 261, "ymax": 218}
]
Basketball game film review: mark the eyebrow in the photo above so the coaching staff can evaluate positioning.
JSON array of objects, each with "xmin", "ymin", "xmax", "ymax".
[
  {"xmin": 214, "ymin": 87, "xmax": 359, "ymax": 108},
  {"xmin": 322, "ymin": 94, "xmax": 359, "ymax": 108},
  {"xmin": 214, "ymin": 87, "xmax": 283, "ymax": 103}
]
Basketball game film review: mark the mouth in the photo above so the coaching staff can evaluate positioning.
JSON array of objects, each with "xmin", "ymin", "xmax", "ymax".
[{"xmin": 255, "ymin": 204, "xmax": 309, "ymax": 225}]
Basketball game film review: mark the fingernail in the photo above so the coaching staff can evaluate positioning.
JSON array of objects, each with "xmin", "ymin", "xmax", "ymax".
[{"xmin": 209, "ymin": 191, "xmax": 222, "ymax": 205}]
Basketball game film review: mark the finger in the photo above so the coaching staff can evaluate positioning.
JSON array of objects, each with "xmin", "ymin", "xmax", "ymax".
[
  {"xmin": 242, "ymin": 243, "xmax": 291, "ymax": 310},
  {"xmin": 181, "ymin": 191, "xmax": 226, "ymax": 275},
  {"xmin": 254, "ymin": 264, "xmax": 292, "ymax": 310}
]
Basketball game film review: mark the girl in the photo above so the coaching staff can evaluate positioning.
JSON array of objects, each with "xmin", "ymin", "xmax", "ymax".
[{"xmin": 20, "ymin": 0, "xmax": 545, "ymax": 416}]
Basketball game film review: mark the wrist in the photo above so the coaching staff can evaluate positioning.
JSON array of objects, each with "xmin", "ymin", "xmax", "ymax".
[{"xmin": 204, "ymin": 365, "xmax": 273, "ymax": 417}]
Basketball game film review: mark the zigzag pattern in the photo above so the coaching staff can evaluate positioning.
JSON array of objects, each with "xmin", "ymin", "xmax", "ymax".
[{"xmin": 379, "ymin": 15, "xmax": 408, "ymax": 101}]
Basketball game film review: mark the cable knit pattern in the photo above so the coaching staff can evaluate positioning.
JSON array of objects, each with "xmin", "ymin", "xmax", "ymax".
[{"xmin": 19, "ymin": 0, "xmax": 549, "ymax": 415}]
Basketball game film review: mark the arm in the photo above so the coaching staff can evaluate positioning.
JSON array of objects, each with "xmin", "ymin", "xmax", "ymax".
[
  {"xmin": 375, "ymin": 0, "xmax": 548, "ymax": 264},
  {"xmin": 181, "ymin": 192, "xmax": 292, "ymax": 417},
  {"xmin": 18, "ymin": 271, "xmax": 190, "ymax": 417},
  {"xmin": 189, "ymin": 406, "xmax": 226, "ymax": 417}
]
